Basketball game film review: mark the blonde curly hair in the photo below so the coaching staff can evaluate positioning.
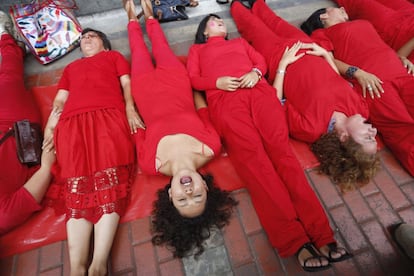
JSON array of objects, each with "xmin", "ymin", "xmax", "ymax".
[{"xmin": 311, "ymin": 131, "xmax": 380, "ymax": 192}]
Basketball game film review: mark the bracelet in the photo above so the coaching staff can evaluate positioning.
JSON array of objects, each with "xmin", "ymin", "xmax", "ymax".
[
  {"xmin": 276, "ymin": 69, "xmax": 286, "ymax": 75},
  {"xmin": 345, "ymin": 66, "xmax": 359, "ymax": 79},
  {"xmin": 252, "ymin": 68, "xmax": 262, "ymax": 80}
]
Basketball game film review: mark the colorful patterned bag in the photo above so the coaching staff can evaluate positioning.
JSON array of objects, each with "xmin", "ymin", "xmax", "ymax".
[{"xmin": 9, "ymin": 0, "xmax": 82, "ymax": 64}]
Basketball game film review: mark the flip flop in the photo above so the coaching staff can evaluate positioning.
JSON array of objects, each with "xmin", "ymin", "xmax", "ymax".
[
  {"xmin": 296, "ymin": 242, "xmax": 332, "ymax": 272},
  {"xmin": 216, "ymin": 0, "xmax": 229, "ymax": 4}
]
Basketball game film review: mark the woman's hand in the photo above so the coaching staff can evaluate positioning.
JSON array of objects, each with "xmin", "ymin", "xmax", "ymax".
[
  {"xmin": 278, "ymin": 41, "xmax": 305, "ymax": 70},
  {"xmin": 354, "ymin": 69, "xmax": 384, "ymax": 99},
  {"xmin": 126, "ymin": 105, "xmax": 145, "ymax": 134},
  {"xmin": 301, "ymin": 42, "xmax": 328, "ymax": 58},
  {"xmin": 400, "ymin": 56, "xmax": 414, "ymax": 75},
  {"xmin": 42, "ymin": 107, "xmax": 61, "ymax": 153},
  {"xmin": 216, "ymin": 76, "xmax": 241, "ymax": 91},
  {"xmin": 239, "ymin": 71, "xmax": 260, "ymax": 88}
]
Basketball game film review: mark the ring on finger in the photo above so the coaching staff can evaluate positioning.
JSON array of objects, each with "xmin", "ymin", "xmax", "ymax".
[
  {"xmin": 248, "ymin": 81, "xmax": 253, "ymax": 87},
  {"xmin": 367, "ymin": 84, "xmax": 373, "ymax": 91}
]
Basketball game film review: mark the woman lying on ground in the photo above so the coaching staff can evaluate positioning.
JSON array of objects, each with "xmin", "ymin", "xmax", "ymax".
[
  {"xmin": 301, "ymin": 4, "xmax": 414, "ymax": 178},
  {"xmin": 230, "ymin": 0, "xmax": 379, "ymax": 191},
  {"xmin": 123, "ymin": 0, "xmax": 237, "ymax": 258},
  {"xmin": 0, "ymin": 11, "xmax": 56, "ymax": 235},
  {"xmin": 186, "ymin": 10, "xmax": 352, "ymax": 272}
]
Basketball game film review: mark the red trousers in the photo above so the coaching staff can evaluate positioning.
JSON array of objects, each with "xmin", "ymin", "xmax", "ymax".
[
  {"xmin": 0, "ymin": 34, "xmax": 42, "ymax": 234},
  {"xmin": 336, "ymin": 0, "xmax": 414, "ymax": 62},
  {"xmin": 208, "ymin": 82, "xmax": 334, "ymax": 257}
]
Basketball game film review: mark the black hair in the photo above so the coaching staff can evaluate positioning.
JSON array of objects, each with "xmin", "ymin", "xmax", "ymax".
[
  {"xmin": 300, "ymin": 8, "xmax": 326, "ymax": 35},
  {"xmin": 194, "ymin": 14, "xmax": 228, "ymax": 44},
  {"xmin": 151, "ymin": 173, "xmax": 238, "ymax": 258},
  {"xmin": 81, "ymin": 28, "xmax": 112, "ymax": 50}
]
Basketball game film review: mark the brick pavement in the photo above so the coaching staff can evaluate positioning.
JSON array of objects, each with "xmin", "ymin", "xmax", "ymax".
[{"xmin": 1, "ymin": 0, "xmax": 414, "ymax": 275}]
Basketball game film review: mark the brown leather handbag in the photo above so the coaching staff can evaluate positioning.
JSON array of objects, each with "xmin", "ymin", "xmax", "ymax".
[{"xmin": 0, "ymin": 120, "xmax": 42, "ymax": 166}]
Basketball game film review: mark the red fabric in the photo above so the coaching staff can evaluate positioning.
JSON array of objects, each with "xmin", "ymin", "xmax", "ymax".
[
  {"xmin": 57, "ymin": 51, "xmax": 130, "ymax": 119},
  {"xmin": 0, "ymin": 34, "xmax": 42, "ymax": 235},
  {"xmin": 373, "ymin": 0, "xmax": 414, "ymax": 11},
  {"xmin": 127, "ymin": 20, "xmax": 221, "ymax": 174},
  {"xmin": 187, "ymin": 36, "xmax": 267, "ymax": 99},
  {"xmin": 0, "ymin": 34, "xmax": 40, "ymax": 124},
  {"xmin": 31, "ymin": 85, "xmax": 57, "ymax": 129},
  {"xmin": 46, "ymin": 49, "xmax": 135, "ymax": 223},
  {"xmin": 312, "ymin": 20, "xmax": 414, "ymax": 176},
  {"xmin": 336, "ymin": 0, "xmax": 414, "ymax": 62},
  {"xmin": 232, "ymin": 0, "xmax": 369, "ymax": 143},
  {"xmin": 187, "ymin": 29, "xmax": 334, "ymax": 257}
]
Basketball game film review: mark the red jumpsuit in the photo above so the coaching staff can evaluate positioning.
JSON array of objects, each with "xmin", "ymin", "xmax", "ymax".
[
  {"xmin": 231, "ymin": 0, "xmax": 369, "ymax": 143},
  {"xmin": 127, "ymin": 19, "xmax": 221, "ymax": 175},
  {"xmin": 0, "ymin": 34, "xmax": 42, "ymax": 234},
  {"xmin": 312, "ymin": 20, "xmax": 414, "ymax": 176},
  {"xmin": 187, "ymin": 32, "xmax": 335, "ymax": 257},
  {"xmin": 336, "ymin": 0, "xmax": 414, "ymax": 63},
  {"xmin": 47, "ymin": 49, "xmax": 135, "ymax": 224}
]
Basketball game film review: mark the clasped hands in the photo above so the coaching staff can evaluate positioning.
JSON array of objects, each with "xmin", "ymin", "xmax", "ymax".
[{"xmin": 216, "ymin": 71, "xmax": 260, "ymax": 92}]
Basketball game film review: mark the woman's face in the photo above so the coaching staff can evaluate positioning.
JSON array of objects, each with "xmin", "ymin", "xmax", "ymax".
[
  {"xmin": 169, "ymin": 171, "xmax": 208, "ymax": 218},
  {"xmin": 320, "ymin": 7, "xmax": 349, "ymax": 27},
  {"xmin": 204, "ymin": 16, "xmax": 227, "ymax": 39},
  {"xmin": 80, "ymin": 31, "xmax": 105, "ymax": 57},
  {"xmin": 344, "ymin": 114, "xmax": 378, "ymax": 154}
]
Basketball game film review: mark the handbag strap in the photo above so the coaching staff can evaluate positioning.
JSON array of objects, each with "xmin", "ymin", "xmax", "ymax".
[{"xmin": 0, "ymin": 129, "xmax": 14, "ymax": 146}]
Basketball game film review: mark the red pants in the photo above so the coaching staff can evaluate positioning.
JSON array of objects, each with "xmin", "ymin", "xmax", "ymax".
[
  {"xmin": 0, "ymin": 34, "xmax": 42, "ymax": 234},
  {"xmin": 336, "ymin": 0, "xmax": 414, "ymax": 62},
  {"xmin": 208, "ymin": 81, "xmax": 334, "ymax": 257}
]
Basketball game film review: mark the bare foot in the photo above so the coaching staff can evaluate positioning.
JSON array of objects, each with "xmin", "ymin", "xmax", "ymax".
[
  {"xmin": 189, "ymin": 0, "xmax": 199, "ymax": 7},
  {"xmin": 141, "ymin": 0, "xmax": 154, "ymax": 20},
  {"xmin": 123, "ymin": 0, "xmax": 138, "ymax": 20}
]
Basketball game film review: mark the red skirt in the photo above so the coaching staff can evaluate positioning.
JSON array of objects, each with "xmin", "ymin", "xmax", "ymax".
[{"xmin": 46, "ymin": 108, "xmax": 136, "ymax": 224}]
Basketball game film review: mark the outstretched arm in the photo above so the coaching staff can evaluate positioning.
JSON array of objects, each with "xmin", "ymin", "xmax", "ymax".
[
  {"xmin": 23, "ymin": 150, "xmax": 55, "ymax": 203},
  {"xmin": 42, "ymin": 89, "xmax": 68, "ymax": 152},
  {"xmin": 120, "ymin": 74, "xmax": 145, "ymax": 133}
]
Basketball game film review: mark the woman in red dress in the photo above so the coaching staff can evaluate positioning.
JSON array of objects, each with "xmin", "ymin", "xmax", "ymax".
[
  {"xmin": 302, "ymin": 5, "xmax": 414, "ymax": 178},
  {"xmin": 42, "ymin": 24, "xmax": 139, "ymax": 275},
  {"xmin": 123, "ymin": 0, "xmax": 237, "ymax": 258},
  {"xmin": 230, "ymin": 0, "xmax": 380, "ymax": 192}
]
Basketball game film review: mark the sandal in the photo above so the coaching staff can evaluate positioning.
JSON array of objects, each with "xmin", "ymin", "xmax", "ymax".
[
  {"xmin": 216, "ymin": 0, "xmax": 229, "ymax": 4},
  {"xmin": 296, "ymin": 242, "xmax": 331, "ymax": 272},
  {"xmin": 321, "ymin": 242, "xmax": 353, "ymax": 263}
]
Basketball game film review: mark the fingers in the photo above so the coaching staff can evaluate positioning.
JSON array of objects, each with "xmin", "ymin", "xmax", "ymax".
[
  {"xmin": 364, "ymin": 81, "xmax": 384, "ymax": 99},
  {"xmin": 129, "ymin": 117, "xmax": 145, "ymax": 134}
]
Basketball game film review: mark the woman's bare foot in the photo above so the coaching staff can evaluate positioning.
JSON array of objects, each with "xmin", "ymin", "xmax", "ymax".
[
  {"xmin": 123, "ymin": 0, "xmax": 138, "ymax": 21},
  {"xmin": 189, "ymin": 0, "xmax": 199, "ymax": 7},
  {"xmin": 141, "ymin": 0, "xmax": 154, "ymax": 20}
]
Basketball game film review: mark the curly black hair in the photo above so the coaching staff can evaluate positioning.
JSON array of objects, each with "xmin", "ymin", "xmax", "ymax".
[{"xmin": 151, "ymin": 174, "xmax": 238, "ymax": 258}]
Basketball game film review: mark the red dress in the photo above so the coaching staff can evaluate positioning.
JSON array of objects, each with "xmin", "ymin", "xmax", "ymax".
[
  {"xmin": 127, "ymin": 19, "xmax": 221, "ymax": 174},
  {"xmin": 336, "ymin": 0, "xmax": 414, "ymax": 62},
  {"xmin": 0, "ymin": 34, "xmax": 42, "ymax": 234},
  {"xmin": 312, "ymin": 20, "xmax": 414, "ymax": 176},
  {"xmin": 47, "ymin": 50, "xmax": 135, "ymax": 224},
  {"xmin": 187, "ymin": 33, "xmax": 335, "ymax": 257},
  {"xmin": 232, "ymin": 0, "xmax": 369, "ymax": 143}
]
